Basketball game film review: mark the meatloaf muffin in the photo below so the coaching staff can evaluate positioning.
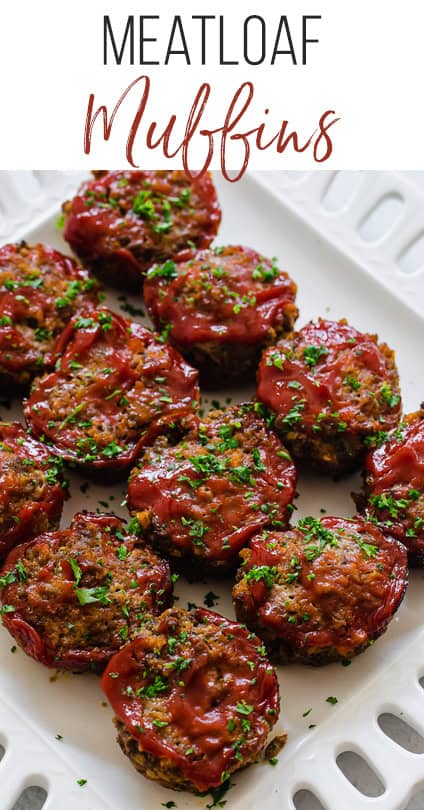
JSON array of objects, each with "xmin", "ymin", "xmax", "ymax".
[
  {"xmin": 24, "ymin": 308, "xmax": 199, "ymax": 478},
  {"xmin": 0, "ymin": 421, "xmax": 66, "ymax": 559},
  {"xmin": 63, "ymin": 171, "xmax": 221, "ymax": 290},
  {"xmin": 0, "ymin": 512, "xmax": 173, "ymax": 671},
  {"xmin": 101, "ymin": 607, "xmax": 279, "ymax": 793},
  {"xmin": 358, "ymin": 410, "xmax": 424, "ymax": 565},
  {"xmin": 127, "ymin": 403, "xmax": 297, "ymax": 578},
  {"xmin": 0, "ymin": 242, "xmax": 101, "ymax": 391},
  {"xmin": 257, "ymin": 318, "xmax": 402, "ymax": 474},
  {"xmin": 233, "ymin": 515, "xmax": 407, "ymax": 665},
  {"xmin": 144, "ymin": 245, "xmax": 298, "ymax": 385}
]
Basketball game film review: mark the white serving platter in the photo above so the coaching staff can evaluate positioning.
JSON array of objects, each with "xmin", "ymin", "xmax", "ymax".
[{"xmin": 0, "ymin": 173, "xmax": 424, "ymax": 810}]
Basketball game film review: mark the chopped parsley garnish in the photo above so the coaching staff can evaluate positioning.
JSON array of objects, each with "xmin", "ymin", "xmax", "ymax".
[
  {"xmin": 370, "ymin": 492, "xmax": 414, "ymax": 519},
  {"xmin": 105, "ymin": 388, "xmax": 121, "ymax": 401},
  {"xmin": 0, "ymin": 572, "xmax": 16, "ymax": 588},
  {"xmin": 170, "ymin": 188, "xmax": 191, "ymax": 208},
  {"xmin": 75, "ymin": 317, "xmax": 95, "ymax": 330},
  {"xmin": 343, "ymin": 375, "xmax": 361, "ymax": 391},
  {"xmin": 298, "ymin": 516, "xmax": 340, "ymax": 560},
  {"xmin": 252, "ymin": 261, "xmax": 280, "ymax": 283},
  {"xmin": 236, "ymin": 700, "xmax": 254, "ymax": 715},
  {"xmin": 118, "ymin": 296, "xmax": 145, "ymax": 318},
  {"xmin": 119, "ymin": 625, "xmax": 129, "ymax": 642},
  {"xmin": 133, "ymin": 189, "xmax": 155, "ymax": 219},
  {"xmin": 303, "ymin": 345, "xmax": 329, "ymax": 367},
  {"xmin": 159, "ymin": 323, "xmax": 173, "ymax": 343},
  {"xmin": 380, "ymin": 382, "xmax": 400, "ymax": 409},
  {"xmin": 245, "ymin": 565, "xmax": 278, "ymax": 590},
  {"xmin": 355, "ymin": 536, "xmax": 378, "ymax": 558},
  {"xmin": 139, "ymin": 675, "xmax": 169, "ymax": 698},
  {"xmin": 58, "ymin": 402, "xmax": 85, "ymax": 431},
  {"xmin": 101, "ymin": 441, "xmax": 122, "ymax": 458},
  {"xmin": 252, "ymin": 447, "xmax": 265, "ymax": 471},
  {"xmin": 148, "ymin": 260, "xmax": 178, "ymax": 280},
  {"xmin": 281, "ymin": 400, "xmax": 306, "ymax": 428},
  {"xmin": 74, "ymin": 585, "xmax": 111, "ymax": 606},
  {"xmin": 0, "ymin": 604, "xmax": 15, "ymax": 615},
  {"xmin": 205, "ymin": 778, "xmax": 233, "ymax": 809},
  {"xmin": 230, "ymin": 465, "xmax": 255, "ymax": 485},
  {"xmin": 153, "ymin": 199, "xmax": 173, "ymax": 233},
  {"xmin": 364, "ymin": 430, "xmax": 389, "ymax": 448},
  {"xmin": 45, "ymin": 462, "xmax": 63, "ymax": 486},
  {"xmin": 98, "ymin": 311, "xmax": 113, "ymax": 331},
  {"xmin": 189, "ymin": 453, "xmax": 226, "ymax": 477},
  {"xmin": 181, "ymin": 516, "xmax": 210, "ymax": 545},
  {"xmin": 203, "ymin": 591, "xmax": 219, "ymax": 607},
  {"xmin": 216, "ymin": 423, "xmax": 239, "ymax": 451},
  {"xmin": 127, "ymin": 516, "xmax": 143, "ymax": 536},
  {"xmin": 288, "ymin": 380, "xmax": 303, "ymax": 389},
  {"xmin": 55, "ymin": 279, "xmax": 95, "ymax": 309},
  {"xmin": 67, "ymin": 557, "xmax": 82, "ymax": 585},
  {"xmin": 15, "ymin": 560, "xmax": 27, "ymax": 582}
]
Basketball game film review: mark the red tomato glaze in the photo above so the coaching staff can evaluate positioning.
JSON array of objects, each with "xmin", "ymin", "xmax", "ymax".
[
  {"xmin": 233, "ymin": 516, "xmax": 408, "ymax": 663},
  {"xmin": 363, "ymin": 412, "xmax": 424, "ymax": 563},
  {"xmin": 127, "ymin": 404, "xmax": 297, "ymax": 575},
  {"xmin": 64, "ymin": 171, "xmax": 221, "ymax": 290},
  {"xmin": 257, "ymin": 318, "xmax": 401, "ymax": 472},
  {"xmin": 144, "ymin": 245, "xmax": 298, "ymax": 346},
  {"xmin": 0, "ymin": 421, "xmax": 65, "ymax": 558},
  {"xmin": 0, "ymin": 512, "xmax": 173, "ymax": 670},
  {"xmin": 0, "ymin": 242, "xmax": 101, "ymax": 388},
  {"xmin": 102, "ymin": 607, "xmax": 279, "ymax": 791},
  {"xmin": 24, "ymin": 308, "xmax": 199, "ymax": 477}
]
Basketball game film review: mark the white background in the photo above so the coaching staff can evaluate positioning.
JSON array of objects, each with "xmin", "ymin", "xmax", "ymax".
[{"xmin": 0, "ymin": 0, "xmax": 423, "ymax": 169}]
